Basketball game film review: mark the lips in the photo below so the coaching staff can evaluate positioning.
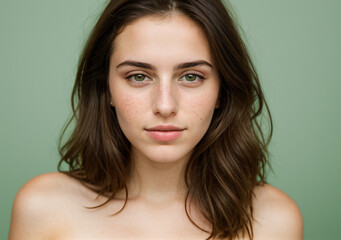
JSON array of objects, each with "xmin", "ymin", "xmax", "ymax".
[
  {"xmin": 146, "ymin": 125, "xmax": 185, "ymax": 131},
  {"xmin": 145, "ymin": 125, "xmax": 185, "ymax": 142}
]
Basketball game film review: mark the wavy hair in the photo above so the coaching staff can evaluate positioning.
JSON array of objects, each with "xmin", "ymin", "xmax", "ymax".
[{"xmin": 58, "ymin": 0, "xmax": 273, "ymax": 239}]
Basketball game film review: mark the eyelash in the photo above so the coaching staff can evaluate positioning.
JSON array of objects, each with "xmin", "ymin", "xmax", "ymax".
[{"xmin": 125, "ymin": 71, "xmax": 206, "ymax": 86}]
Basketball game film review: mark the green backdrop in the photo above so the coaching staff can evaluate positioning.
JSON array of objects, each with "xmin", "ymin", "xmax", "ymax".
[{"xmin": 1, "ymin": 0, "xmax": 340, "ymax": 239}]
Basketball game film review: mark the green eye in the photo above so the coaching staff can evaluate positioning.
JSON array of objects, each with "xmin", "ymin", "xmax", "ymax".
[
  {"xmin": 184, "ymin": 74, "xmax": 197, "ymax": 82},
  {"xmin": 133, "ymin": 74, "xmax": 146, "ymax": 81}
]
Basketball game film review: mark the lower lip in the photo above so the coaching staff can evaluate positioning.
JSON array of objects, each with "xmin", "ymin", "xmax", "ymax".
[{"xmin": 145, "ymin": 130, "xmax": 184, "ymax": 142}]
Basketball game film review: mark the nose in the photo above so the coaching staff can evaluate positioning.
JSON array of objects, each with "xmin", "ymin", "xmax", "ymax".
[{"xmin": 152, "ymin": 80, "xmax": 178, "ymax": 117}]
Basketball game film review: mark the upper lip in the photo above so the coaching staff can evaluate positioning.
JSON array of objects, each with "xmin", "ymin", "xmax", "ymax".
[{"xmin": 145, "ymin": 125, "xmax": 185, "ymax": 131}]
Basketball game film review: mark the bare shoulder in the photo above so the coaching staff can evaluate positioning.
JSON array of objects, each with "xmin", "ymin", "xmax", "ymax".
[
  {"xmin": 251, "ymin": 184, "xmax": 303, "ymax": 240},
  {"xmin": 11, "ymin": 172, "xmax": 81, "ymax": 206},
  {"xmin": 9, "ymin": 172, "xmax": 87, "ymax": 240}
]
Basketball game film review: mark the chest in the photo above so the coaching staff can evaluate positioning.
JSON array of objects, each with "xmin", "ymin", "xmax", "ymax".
[{"xmin": 54, "ymin": 200, "xmax": 213, "ymax": 240}]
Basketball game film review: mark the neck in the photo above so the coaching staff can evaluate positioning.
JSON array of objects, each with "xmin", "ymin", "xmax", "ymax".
[{"xmin": 123, "ymin": 149, "xmax": 190, "ymax": 206}]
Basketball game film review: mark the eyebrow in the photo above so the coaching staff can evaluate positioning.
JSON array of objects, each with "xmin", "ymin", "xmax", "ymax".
[{"xmin": 116, "ymin": 60, "xmax": 213, "ymax": 70}]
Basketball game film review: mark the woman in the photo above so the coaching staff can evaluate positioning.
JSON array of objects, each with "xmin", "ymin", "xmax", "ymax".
[{"xmin": 9, "ymin": 0, "xmax": 303, "ymax": 239}]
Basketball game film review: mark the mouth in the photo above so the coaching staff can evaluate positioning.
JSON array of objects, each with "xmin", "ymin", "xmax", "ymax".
[
  {"xmin": 145, "ymin": 125, "xmax": 185, "ymax": 131},
  {"xmin": 145, "ymin": 125, "xmax": 185, "ymax": 142}
]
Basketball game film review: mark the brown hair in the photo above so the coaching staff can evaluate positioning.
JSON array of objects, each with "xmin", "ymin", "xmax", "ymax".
[{"xmin": 58, "ymin": 0, "xmax": 273, "ymax": 239}]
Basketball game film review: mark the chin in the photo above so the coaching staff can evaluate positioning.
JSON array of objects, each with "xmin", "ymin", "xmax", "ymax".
[{"xmin": 133, "ymin": 144, "xmax": 193, "ymax": 164}]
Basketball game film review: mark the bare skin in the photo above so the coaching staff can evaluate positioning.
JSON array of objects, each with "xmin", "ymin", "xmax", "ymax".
[
  {"xmin": 9, "ymin": 14, "xmax": 303, "ymax": 240},
  {"xmin": 9, "ymin": 172, "xmax": 303, "ymax": 240}
]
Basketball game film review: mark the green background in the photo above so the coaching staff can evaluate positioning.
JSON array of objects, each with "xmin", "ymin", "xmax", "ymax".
[{"xmin": 1, "ymin": 0, "xmax": 340, "ymax": 239}]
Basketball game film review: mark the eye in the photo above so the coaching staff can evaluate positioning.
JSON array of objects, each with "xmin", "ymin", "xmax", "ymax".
[
  {"xmin": 129, "ymin": 74, "xmax": 147, "ymax": 82},
  {"xmin": 125, "ymin": 73, "xmax": 152, "ymax": 86},
  {"xmin": 184, "ymin": 74, "xmax": 197, "ymax": 82},
  {"xmin": 179, "ymin": 72, "xmax": 206, "ymax": 85}
]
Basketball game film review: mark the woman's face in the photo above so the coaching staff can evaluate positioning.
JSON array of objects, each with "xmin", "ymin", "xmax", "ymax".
[{"xmin": 109, "ymin": 13, "xmax": 220, "ymax": 164}]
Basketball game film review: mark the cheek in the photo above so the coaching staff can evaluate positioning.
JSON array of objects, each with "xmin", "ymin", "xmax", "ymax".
[
  {"xmin": 186, "ymin": 91, "xmax": 218, "ymax": 123},
  {"xmin": 113, "ymin": 92, "xmax": 144, "ymax": 126}
]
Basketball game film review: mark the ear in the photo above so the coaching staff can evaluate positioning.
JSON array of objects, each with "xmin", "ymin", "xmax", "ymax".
[{"xmin": 109, "ymin": 96, "xmax": 115, "ymax": 107}]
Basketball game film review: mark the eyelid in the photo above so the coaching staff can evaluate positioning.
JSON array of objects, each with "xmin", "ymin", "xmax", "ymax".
[
  {"xmin": 125, "ymin": 72, "xmax": 152, "ymax": 86},
  {"xmin": 179, "ymin": 71, "xmax": 206, "ymax": 87},
  {"xmin": 126, "ymin": 73, "xmax": 151, "ymax": 80},
  {"xmin": 179, "ymin": 70, "xmax": 206, "ymax": 80},
  {"xmin": 124, "ymin": 70, "xmax": 206, "ymax": 87}
]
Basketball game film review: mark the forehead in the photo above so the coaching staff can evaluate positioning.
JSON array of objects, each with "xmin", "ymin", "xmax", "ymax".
[{"xmin": 111, "ymin": 13, "xmax": 213, "ymax": 65}]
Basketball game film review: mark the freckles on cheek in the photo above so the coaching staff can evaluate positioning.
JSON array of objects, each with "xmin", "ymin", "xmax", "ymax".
[
  {"xmin": 187, "ymin": 96, "xmax": 215, "ymax": 122},
  {"xmin": 115, "ymin": 94, "xmax": 142, "ymax": 123},
  {"xmin": 190, "ymin": 105, "xmax": 204, "ymax": 121}
]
